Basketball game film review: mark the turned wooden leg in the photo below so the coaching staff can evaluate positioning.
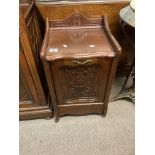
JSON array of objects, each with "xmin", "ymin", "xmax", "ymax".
[
  {"xmin": 55, "ymin": 117, "xmax": 59, "ymax": 122},
  {"xmin": 103, "ymin": 104, "xmax": 108, "ymax": 116}
]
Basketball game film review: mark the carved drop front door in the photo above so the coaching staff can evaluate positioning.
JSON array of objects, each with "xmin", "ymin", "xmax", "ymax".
[{"xmin": 50, "ymin": 58, "xmax": 112, "ymax": 105}]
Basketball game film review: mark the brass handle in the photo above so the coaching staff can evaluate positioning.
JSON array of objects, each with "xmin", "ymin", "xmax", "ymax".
[{"xmin": 72, "ymin": 59, "xmax": 93, "ymax": 65}]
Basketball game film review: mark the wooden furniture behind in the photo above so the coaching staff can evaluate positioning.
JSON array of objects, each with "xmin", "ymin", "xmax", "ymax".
[
  {"xmin": 19, "ymin": 0, "xmax": 52, "ymax": 120},
  {"xmin": 40, "ymin": 13, "xmax": 121, "ymax": 121}
]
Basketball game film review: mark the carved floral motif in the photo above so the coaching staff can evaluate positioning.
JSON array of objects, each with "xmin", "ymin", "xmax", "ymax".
[{"xmin": 63, "ymin": 66, "xmax": 98, "ymax": 102}]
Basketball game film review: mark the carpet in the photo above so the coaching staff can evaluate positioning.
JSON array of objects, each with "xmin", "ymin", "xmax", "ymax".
[{"xmin": 19, "ymin": 77, "xmax": 135, "ymax": 155}]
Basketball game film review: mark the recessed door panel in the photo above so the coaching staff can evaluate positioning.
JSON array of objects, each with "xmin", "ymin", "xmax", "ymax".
[{"xmin": 51, "ymin": 58, "xmax": 112, "ymax": 105}]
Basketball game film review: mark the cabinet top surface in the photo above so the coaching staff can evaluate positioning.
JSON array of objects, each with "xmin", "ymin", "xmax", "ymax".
[
  {"xmin": 46, "ymin": 27, "xmax": 115, "ymax": 59},
  {"xmin": 42, "ymin": 13, "xmax": 117, "ymax": 60}
]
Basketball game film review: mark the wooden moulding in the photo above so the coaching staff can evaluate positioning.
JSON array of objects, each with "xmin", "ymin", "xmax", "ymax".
[
  {"xmin": 58, "ymin": 103, "xmax": 104, "ymax": 117},
  {"xmin": 35, "ymin": 0, "xmax": 129, "ymax": 41},
  {"xmin": 19, "ymin": 48, "xmax": 41, "ymax": 107},
  {"xmin": 40, "ymin": 17, "xmax": 59, "ymax": 121},
  {"xmin": 19, "ymin": 106, "xmax": 53, "ymax": 120},
  {"xmin": 35, "ymin": 1, "xmax": 129, "ymax": 31},
  {"xmin": 19, "ymin": 0, "xmax": 53, "ymax": 120},
  {"xmin": 20, "ymin": 7, "xmax": 46, "ymax": 106}
]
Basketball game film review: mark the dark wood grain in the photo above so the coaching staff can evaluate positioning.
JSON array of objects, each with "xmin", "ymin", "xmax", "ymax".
[
  {"xmin": 40, "ymin": 18, "xmax": 59, "ymax": 121},
  {"xmin": 58, "ymin": 103, "xmax": 104, "ymax": 117},
  {"xmin": 19, "ymin": 0, "xmax": 52, "ymax": 120},
  {"xmin": 51, "ymin": 58, "xmax": 112, "ymax": 105},
  {"xmin": 19, "ymin": 47, "xmax": 41, "ymax": 107},
  {"xmin": 41, "ymin": 13, "xmax": 121, "ymax": 121},
  {"xmin": 36, "ymin": 0, "xmax": 133, "ymax": 76},
  {"xmin": 19, "ymin": 0, "xmax": 133, "ymax": 120},
  {"xmin": 20, "ymin": 108, "xmax": 52, "ymax": 120}
]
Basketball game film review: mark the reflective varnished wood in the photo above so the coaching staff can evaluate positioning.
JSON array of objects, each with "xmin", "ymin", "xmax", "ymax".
[
  {"xmin": 36, "ymin": 0, "xmax": 133, "ymax": 76},
  {"xmin": 19, "ymin": 0, "xmax": 53, "ymax": 120},
  {"xmin": 41, "ymin": 13, "xmax": 121, "ymax": 121}
]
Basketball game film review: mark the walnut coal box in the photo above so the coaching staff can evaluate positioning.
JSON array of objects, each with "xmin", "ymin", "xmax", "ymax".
[{"xmin": 41, "ymin": 13, "xmax": 121, "ymax": 122}]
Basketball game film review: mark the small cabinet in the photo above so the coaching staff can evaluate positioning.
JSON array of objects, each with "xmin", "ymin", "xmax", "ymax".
[{"xmin": 41, "ymin": 13, "xmax": 121, "ymax": 121}]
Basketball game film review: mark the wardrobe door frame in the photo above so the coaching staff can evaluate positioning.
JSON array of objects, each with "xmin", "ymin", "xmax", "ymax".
[{"xmin": 19, "ymin": 1, "xmax": 52, "ymax": 120}]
